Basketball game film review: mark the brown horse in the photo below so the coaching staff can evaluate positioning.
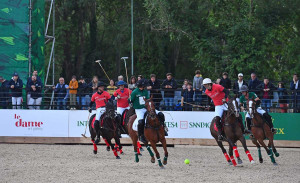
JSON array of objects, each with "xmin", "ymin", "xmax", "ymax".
[
  {"xmin": 126, "ymin": 97, "xmax": 168, "ymax": 168},
  {"xmin": 247, "ymin": 99, "xmax": 279, "ymax": 165},
  {"xmin": 210, "ymin": 98, "xmax": 254, "ymax": 166}
]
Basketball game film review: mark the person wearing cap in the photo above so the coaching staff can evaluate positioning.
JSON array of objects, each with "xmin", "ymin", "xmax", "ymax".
[
  {"xmin": 27, "ymin": 75, "xmax": 43, "ymax": 110},
  {"xmin": 233, "ymin": 73, "xmax": 248, "ymax": 104},
  {"xmin": 88, "ymin": 82, "xmax": 112, "ymax": 144},
  {"xmin": 53, "ymin": 77, "xmax": 69, "ymax": 110},
  {"xmin": 219, "ymin": 72, "xmax": 231, "ymax": 90},
  {"xmin": 131, "ymin": 79, "xmax": 167, "ymax": 143},
  {"xmin": 114, "ymin": 80, "xmax": 131, "ymax": 115},
  {"xmin": 161, "ymin": 73, "xmax": 178, "ymax": 111},
  {"xmin": 77, "ymin": 76, "xmax": 88, "ymax": 109},
  {"xmin": 0, "ymin": 76, "xmax": 10, "ymax": 109},
  {"xmin": 26, "ymin": 70, "xmax": 41, "ymax": 107},
  {"xmin": 7, "ymin": 73, "xmax": 23, "ymax": 109},
  {"xmin": 239, "ymin": 85, "xmax": 275, "ymax": 133},
  {"xmin": 203, "ymin": 78, "xmax": 230, "ymax": 141}
]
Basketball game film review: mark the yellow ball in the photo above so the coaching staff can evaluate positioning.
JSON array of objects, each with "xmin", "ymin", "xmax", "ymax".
[{"xmin": 184, "ymin": 159, "xmax": 190, "ymax": 164}]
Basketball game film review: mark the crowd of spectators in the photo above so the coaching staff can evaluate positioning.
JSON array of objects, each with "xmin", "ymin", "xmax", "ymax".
[{"xmin": 0, "ymin": 71, "xmax": 299, "ymax": 113}]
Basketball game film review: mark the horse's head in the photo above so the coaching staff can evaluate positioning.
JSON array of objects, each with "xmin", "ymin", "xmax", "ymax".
[
  {"xmin": 247, "ymin": 99, "xmax": 257, "ymax": 118},
  {"xmin": 227, "ymin": 98, "xmax": 239, "ymax": 118},
  {"xmin": 105, "ymin": 100, "xmax": 116, "ymax": 119},
  {"xmin": 144, "ymin": 96, "xmax": 156, "ymax": 120}
]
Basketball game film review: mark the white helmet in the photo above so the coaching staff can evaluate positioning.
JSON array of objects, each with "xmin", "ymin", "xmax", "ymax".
[{"xmin": 202, "ymin": 78, "xmax": 212, "ymax": 85}]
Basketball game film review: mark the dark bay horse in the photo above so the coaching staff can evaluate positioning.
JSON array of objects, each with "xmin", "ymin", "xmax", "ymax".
[
  {"xmin": 210, "ymin": 98, "xmax": 254, "ymax": 166},
  {"xmin": 247, "ymin": 99, "xmax": 279, "ymax": 165},
  {"xmin": 89, "ymin": 101, "xmax": 122, "ymax": 159}
]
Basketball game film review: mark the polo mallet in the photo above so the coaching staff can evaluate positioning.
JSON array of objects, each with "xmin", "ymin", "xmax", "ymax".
[
  {"xmin": 121, "ymin": 57, "xmax": 129, "ymax": 84},
  {"xmin": 81, "ymin": 112, "xmax": 91, "ymax": 138},
  {"xmin": 95, "ymin": 60, "xmax": 111, "ymax": 82}
]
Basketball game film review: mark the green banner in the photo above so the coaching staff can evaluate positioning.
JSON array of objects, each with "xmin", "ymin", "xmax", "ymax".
[{"xmin": 241, "ymin": 113, "xmax": 300, "ymax": 141}]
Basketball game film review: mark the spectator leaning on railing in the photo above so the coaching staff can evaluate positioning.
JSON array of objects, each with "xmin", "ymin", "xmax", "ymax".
[
  {"xmin": 53, "ymin": 77, "xmax": 69, "ymax": 110},
  {"xmin": 107, "ymin": 79, "xmax": 117, "ymax": 96},
  {"xmin": 68, "ymin": 75, "xmax": 78, "ymax": 110},
  {"xmin": 128, "ymin": 76, "xmax": 137, "ymax": 90},
  {"xmin": 233, "ymin": 73, "xmax": 248, "ymax": 104},
  {"xmin": 161, "ymin": 73, "xmax": 177, "ymax": 111},
  {"xmin": 181, "ymin": 82, "xmax": 194, "ymax": 111},
  {"xmin": 7, "ymin": 72, "xmax": 23, "ymax": 109},
  {"xmin": 220, "ymin": 72, "xmax": 231, "ymax": 90},
  {"xmin": 77, "ymin": 76, "xmax": 89, "ymax": 109},
  {"xmin": 147, "ymin": 74, "xmax": 162, "ymax": 109},
  {"xmin": 26, "ymin": 70, "xmax": 41, "ymax": 107},
  {"xmin": 193, "ymin": 70, "xmax": 203, "ymax": 105},
  {"xmin": 290, "ymin": 73, "xmax": 300, "ymax": 113},
  {"xmin": 27, "ymin": 75, "xmax": 43, "ymax": 110},
  {"xmin": 278, "ymin": 82, "xmax": 288, "ymax": 113},
  {"xmin": 248, "ymin": 73, "xmax": 261, "ymax": 94},
  {"xmin": 257, "ymin": 77, "xmax": 276, "ymax": 112},
  {"xmin": 0, "ymin": 76, "xmax": 9, "ymax": 109}
]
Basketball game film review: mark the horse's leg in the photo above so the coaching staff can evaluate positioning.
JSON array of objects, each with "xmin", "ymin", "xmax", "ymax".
[
  {"xmin": 114, "ymin": 137, "xmax": 123, "ymax": 155},
  {"xmin": 107, "ymin": 138, "xmax": 121, "ymax": 159},
  {"xmin": 145, "ymin": 141, "xmax": 155, "ymax": 163},
  {"xmin": 150, "ymin": 141, "xmax": 163, "ymax": 168},
  {"xmin": 137, "ymin": 141, "xmax": 142, "ymax": 155},
  {"xmin": 232, "ymin": 144, "xmax": 243, "ymax": 165},
  {"xmin": 161, "ymin": 138, "xmax": 168, "ymax": 165},
  {"xmin": 252, "ymin": 138, "xmax": 263, "ymax": 163},
  {"xmin": 228, "ymin": 144, "xmax": 237, "ymax": 166},
  {"xmin": 239, "ymin": 136, "xmax": 254, "ymax": 164},
  {"xmin": 103, "ymin": 138, "xmax": 110, "ymax": 151},
  {"xmin": 91, "ymin": 139, "xmax": 97, "ymax": 154},
  {"xmin": 266, "ymin": 130, "xmax": 279, "ymax": 158},
  {"xmin": 132, "ymin": 135, "xmax": 139, "ymax": 163},
  {"xmin": 258, "ymin": 138, "xmax": 276, "ymax": 164},
  {"xmin": 216, "ymin": 140, "xmax": 232, "ymax": 165}
]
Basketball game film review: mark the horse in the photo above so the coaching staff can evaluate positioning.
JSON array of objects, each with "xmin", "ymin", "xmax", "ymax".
[
  {"xmin": 89, "ymin": 101, "xmax": 122, "ymax": 159},
  {"xmin": 126, "ymin": 96, "xmax": 168, "ymax": 168},
  {"xmin": 247, "ymin": 99, "xmax": 279, "ymax": 165},
  {"xmin": 210, "ymin": 98, "xmax": 254, "ymax": 166}
]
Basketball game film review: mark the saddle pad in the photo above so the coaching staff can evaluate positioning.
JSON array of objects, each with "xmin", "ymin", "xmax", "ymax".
[{"xmin": 91, "ymin": 115, "xmax": 104, "ymax": 129}]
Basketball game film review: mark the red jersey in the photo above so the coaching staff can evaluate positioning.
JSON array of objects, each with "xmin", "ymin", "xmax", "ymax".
[
  {"xmin": 91, "ymin": 91, "xmax": 111, "ymax": 109},
  {"xmin": 113, "ymin": 88, "xmax": 130, "ymax": 108},
  {"xmin": 205, "ymin": 84, "xmax": 226, "ymax": 106}
]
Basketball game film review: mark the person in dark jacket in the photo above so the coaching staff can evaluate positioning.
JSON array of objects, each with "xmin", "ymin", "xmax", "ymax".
[
  {"xmin": 219, "ymin": 72, "xmax": 231, "ymax": 90},
  {"xmin": 53, "ymin": 77, "xmax": 69, "ymax": 110},
  {"xmin": 181, "ymin": 82, "xmax": 194, "ymax": 111},
  {"xmin": 7, "ymin": 72, "xmax": 23, "ymax": 109},
  {"xmin": 77, "ymin": 76, "xmax": 89, "ymax": 109},
  {"xmin": 147, "ymin": 74, "xmax": 162, "ymax": 109},
  {"xmin": 290, "ymin": 73, "xmax": 300, "ymax": 113},
  {"xmin": 233, "ymin": 73, "xmax": 248, "ymax": 104},
  {"xmin": 248, "ymin": 73, "xmax": 261, "ymax": 94},
  {"xmin": 26, "ymin": 70, "xmax": 41, "ymax": 106},
  {"xmin": 278, "ymin": 82, "xmax": 288, "ymax": 113},
  {"xmin": 0, "ymin": 76, "xmax": 10, "ymax": 109},
  {"xmin": 256, "ymin": 78, "xmax": 277, "ymax": 112},
  {"xmin": 161, "ymin": 73, "xmax": 177, "ymax": 111},
  {"xmin": 27, "ymin": 75, "xmax": 43, "ymax": 110},
  {"xmin": 193, "ymin": 70, "xmax": 203, "ymax": 105}
]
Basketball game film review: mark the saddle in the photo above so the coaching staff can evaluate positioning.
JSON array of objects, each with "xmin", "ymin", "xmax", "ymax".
[
  {"xmin": 91, "ymin": 112, "xmax": 106, "ymax": 129},
  {"xmin": 213, "ymin": 112, "xmax": 227, "ymax": 132}
]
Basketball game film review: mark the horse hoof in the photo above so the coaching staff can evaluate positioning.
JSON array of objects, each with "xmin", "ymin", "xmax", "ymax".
[
  {"xmin": 93, "ymin": 150, "xmax": 97, "ymax": 154},
  {"xmin": 94, "ymin": 139, "xmax": 100, "ymax": 144},
  {"xmin": 151, "ymin": 157, "xmax": 155, "ymax": 163},
  {"xmin": 228, "ymin": 161, "xmax": 233, "ymax": 166},
  {"xmin": 238, "ymin": 159, "xmax": 243, "ymax": 164},
  {"xmin": 163, "ymin": 161, "xmax": 167, "ymax": 165},
  {"xmin": 259, "ymin": 158, "xmax": 263, "ymax": 163},
  {"xmin": 140, "ymin": 147, "xmax": 144, "ymax": 151},
  {"xmin": 135, "ymin": 159, "xmax": 139, "ymax": 163},
  {"xmin": 106, "ymin": 147, "xmax": 110, "ymax": 151},
  {"xmin": 138, "ymin": 153, "xmax": 142, "ymax": 156},
  {"xmin": 121, "ymin": 152, "xmax": 124, "ymax": 155},
  {"xmin": 160, "ymin": 166, "xmax": 165, "ymax": 169},
  {"xmin": 250, "ymin": 160, "xmax": 255, "ymax": 164},
  {"xmin": 116, "ymin": 156, "xmax": 121, "ymax": 159},
  {"xmin": 273, "ymin": 162, "xmax": 278, "ymax": 166},
  {"xmin": 275, "ymin": 152, "xmax": 280, "ymax": 157}
]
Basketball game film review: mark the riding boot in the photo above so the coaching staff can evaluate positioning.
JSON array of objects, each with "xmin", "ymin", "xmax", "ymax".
[
  {"xmin": 246, "ymin": 118, "xmax": 252, "ymax": 131},
  {"xmin": 158, "ymin": 112, "xmax": 168, "ymax": 136},
  {"xmin": 215, "ymin": 116, "xmax": 223, "ymax": 141},
  {"xmin": 263, "ymin": 113, "xmax": 276, "ymax": 133},
  {"xmin": 94, "ymin": 120, "xmax": 101, "ymax": 144},
  {"xmin": 138, "ymin": 119, "xmax": 147, "ymax": 143},
  {"xmin": 238, "ymin": 115, "xmax": 250, "ymax": 134}
]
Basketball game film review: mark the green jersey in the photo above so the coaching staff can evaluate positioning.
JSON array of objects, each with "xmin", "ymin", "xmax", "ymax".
[
  {"xmin": 239, "ymin": 92, "xmax": 258, "ymax": 108},
  {"xmin": 130, "ymin": 88, "xmax": 149, "ymax": 109}
]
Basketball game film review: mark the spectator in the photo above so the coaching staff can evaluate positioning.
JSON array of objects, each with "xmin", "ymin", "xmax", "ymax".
[
  {"xmin": 147, "ymin": 74, "xmax": 162, "ymax": 109},
  {"xmin": 233, "ymin": 73, "xmax": 248, "ymax": 104},
  {"xmin": 290, "ymin": 73, "xmax": 300, "ymax": 113},
  {"xmin": 53, "ymin": 77, "xmax": 69, "ymax": 110},
  {"xmin": 137, "ymin": 75, "xmax": 143, "ymax": 81},
  {"xmin": 161, "ymin": 73, "xmax": 177, "ymax": 111},
  {"xmin": 220, "ymin": 72, "xmax": 231, "ymax": 90},
  {"xmin": 182, "ymin": 79, "xmax": 189, "ymax": 90},
  {"xmin": 0, "ymin": 76, "xmax": 9, "ymax": 109},
  {"xmin": 248, "ymin": 73, "xmax": 261, "ymax": 94},
  {"xmin": 7, "ymin": 73, "xmax": 23, "ymax": 109},
  {"xmin": 215, "ymin": 78, "xmax": 221, "ymax": 84},
  {"xmin": 27, "ymin": 75, "xmax": 43, "ymax": 110},
  {"xmin": 118, "ymin": 75, "xmax": 124, "ymax": 82},
  {"xmin": 278, "ymin": 82, "xmax": 288, "ymax": 113},
  {"xmin": 193, "ymin": 70, "xmax": 203, "ymax": 105},
  {"xmin": 89, "ymin": 76, "xmax": 100, "ymax": 94},
  {"xmin": 26, "ymin": 70, "xmax": 41, "ymax": 107},
  {"xmin": 257, "ymin": 77, "xmax": 276, "ymax": 112},
  {"xmin": 107, "ymin": 79, "xmax": 117, "ymax": 96},
  {"xmin": 77, "ymin": 76, "xmax": 89, "ymax": 109},
  {"xmin": 181, "ymin": 82, "xmax": 194, "ymax": 111},
  {"xmin": 128, "ymin": 76, "xmax": 137, "ymax": 90},
  {"xmin": 68, "ymin": 75, "xmax": 78, "ymax": 110}
]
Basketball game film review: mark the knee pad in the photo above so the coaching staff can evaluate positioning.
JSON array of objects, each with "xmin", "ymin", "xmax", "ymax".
[{"xmin": 94, "ymin": 120, "xmax": 100, "ymax": 128}]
